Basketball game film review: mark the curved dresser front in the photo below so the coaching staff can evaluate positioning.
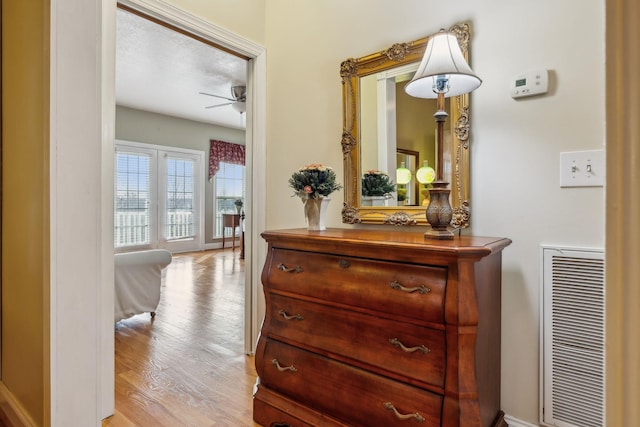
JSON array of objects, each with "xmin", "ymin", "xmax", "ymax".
[{"xmin": 253, "ymin": 228, "xmax": 511, "ymax": 427}]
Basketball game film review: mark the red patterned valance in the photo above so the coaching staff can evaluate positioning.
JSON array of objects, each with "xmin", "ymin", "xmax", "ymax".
[{"xmin": 209, "ymin": 139, "xmax": 246, "ymax": 180}]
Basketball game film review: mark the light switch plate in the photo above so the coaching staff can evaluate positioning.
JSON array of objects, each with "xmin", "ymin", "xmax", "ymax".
[{"xmin": 560, "ymin": 149, "xmax": 605, "ymax": 187}]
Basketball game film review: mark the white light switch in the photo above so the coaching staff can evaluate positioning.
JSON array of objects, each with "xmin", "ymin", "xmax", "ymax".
[{"xmin": 560, "ymin": 150, "xmax": 605, "ymax": 187}]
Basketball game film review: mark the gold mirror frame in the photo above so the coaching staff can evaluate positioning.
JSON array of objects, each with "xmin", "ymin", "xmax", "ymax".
[{"xmin": 340, "ymin": 23, "xmax": 472, "ymax": 227}]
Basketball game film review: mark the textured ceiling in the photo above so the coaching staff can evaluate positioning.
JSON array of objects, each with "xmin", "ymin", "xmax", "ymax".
[{"xmin": 116, "ymin": 8, "xmax": 248, "ymax": 130}]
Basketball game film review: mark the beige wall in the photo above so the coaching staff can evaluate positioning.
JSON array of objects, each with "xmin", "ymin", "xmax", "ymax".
[
  {"xmin": 263, "ymin": 1, "xmax": 605, "ymax": 424},
  {"xmin": 115, "ymin": 106, "xmax": 246, "ymax": 245},
  {"xmin": 1, "ymin": 0, "xmax": 50, "ymax": 425},
  {"xmin": 162, "ymin": 0, "xmax": 265, "ymax": 46}
]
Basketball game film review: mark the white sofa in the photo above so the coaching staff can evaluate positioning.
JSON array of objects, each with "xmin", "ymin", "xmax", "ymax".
[{"xmin": 114, "ymin": 249, "xmax": 172, "ymax": 322}]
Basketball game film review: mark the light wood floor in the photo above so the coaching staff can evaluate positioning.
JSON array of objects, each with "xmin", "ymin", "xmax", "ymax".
[{"xmin": 103, "ymin": 249, "xmax": 261, "ymax": 427}]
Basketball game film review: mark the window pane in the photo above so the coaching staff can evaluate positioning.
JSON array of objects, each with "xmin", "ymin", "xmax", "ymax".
[
  {"xmin": 115, "ymin": 152, "xmax": 151, "ymax": 247},
  {"xmin": 214, "ymin": 162, "xmax": 245, "ymax": 237},
  {"xmin": 166, "ymin": 157, "xmax": 196, "ymax": 240}
]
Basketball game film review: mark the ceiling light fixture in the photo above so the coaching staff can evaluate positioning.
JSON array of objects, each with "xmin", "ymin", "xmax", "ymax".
[{"xmin": 231, "ymin": 101, "xmax": 246, "ymax": 114}]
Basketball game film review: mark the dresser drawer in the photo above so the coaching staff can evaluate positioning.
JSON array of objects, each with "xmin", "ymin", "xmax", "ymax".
[
  {"xmin": 267, "ymin": 249, "xmax": 446, "ymax": 324},
  {"xmin": 268, "ymin": 293, "xmax": 445, "ymax": 389},
  {"xmin": 259, "ymin": 339, "xmax": 442, "ymax": 427}
]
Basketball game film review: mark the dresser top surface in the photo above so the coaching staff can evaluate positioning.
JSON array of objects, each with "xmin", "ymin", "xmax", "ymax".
[{"xmin": 262, "ymin": 228, "xmax": 511, "ymax": 262}]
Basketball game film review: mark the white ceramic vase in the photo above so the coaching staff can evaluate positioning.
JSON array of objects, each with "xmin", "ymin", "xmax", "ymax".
[{"xmin": 303, "ymin": 197, "xmax": 330, "ymax": 231}]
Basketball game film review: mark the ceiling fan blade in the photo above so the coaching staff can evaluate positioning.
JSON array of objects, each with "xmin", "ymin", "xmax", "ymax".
[
  {"xmin": 205, "ymin": 102, "xmax": 234, "ymax": 109},
  {"xmin": 199, "ymin": 92, "xmax": 235, "ymax": 102}
]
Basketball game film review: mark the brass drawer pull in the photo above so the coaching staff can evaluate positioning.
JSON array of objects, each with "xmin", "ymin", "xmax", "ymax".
[
  {"xmin": 278, "ymin": 309, "xmax": 304, "ymax": 321},
  {"xmin": 277, "ymin": 263, "xmax": 304, "ymax": 273},
  {"xmin": 338, "ymin": 259, "xmax": 350, "ymax": 268},
  {"xmin": 389, "ymin": 338, "xmax": 430, "ymax": 354},
  {"xmin": 389, "ymin": 280, "xmax": 430, "ymax": 294},
  {"xmin": 271, "ymin": 358, "xmax": 297, "ymax": 373},
  {"xmin": 383, "ymin": 402, "xmax": 425, "ymax": 422}
]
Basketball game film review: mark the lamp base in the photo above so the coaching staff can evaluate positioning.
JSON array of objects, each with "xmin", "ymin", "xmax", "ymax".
[{"xmin": 424, "ymin": 181, "xmax": 454, "ymax": 240}]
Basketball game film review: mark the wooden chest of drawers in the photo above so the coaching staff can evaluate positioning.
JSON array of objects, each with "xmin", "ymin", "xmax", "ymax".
[{"xmin": 253, "ymin": 228, "xmax": 511, "ymax": 427}]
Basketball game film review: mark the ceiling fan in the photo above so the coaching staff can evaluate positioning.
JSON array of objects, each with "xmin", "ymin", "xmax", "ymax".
[{"xmin": 200, "ymin": 85, "xmax": 246, "ymax": 113}]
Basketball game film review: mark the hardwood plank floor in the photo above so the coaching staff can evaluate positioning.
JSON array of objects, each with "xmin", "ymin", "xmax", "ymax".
[{"xmin": 103, "ymin": 249, "xmax": 261, "ymax": 427}]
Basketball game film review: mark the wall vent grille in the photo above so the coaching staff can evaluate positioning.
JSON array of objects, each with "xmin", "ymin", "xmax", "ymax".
[{"xmin": 542, "ymin": 247, "xmax": 604, "ymax": 427}]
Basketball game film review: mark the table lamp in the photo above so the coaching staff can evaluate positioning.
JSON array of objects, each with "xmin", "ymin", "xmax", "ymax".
[{"xmin": 405, "ymin": 29, "xmax": 481, "ymax": 239}]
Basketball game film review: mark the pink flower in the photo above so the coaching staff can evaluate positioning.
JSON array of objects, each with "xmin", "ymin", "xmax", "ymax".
[
  {"xmin": 302, "ymin": 163, "xmax": 329, "ymax": 172},
  {"xmin": 304, "ymin": 185, "xmax": 313, "ymax": 194}
]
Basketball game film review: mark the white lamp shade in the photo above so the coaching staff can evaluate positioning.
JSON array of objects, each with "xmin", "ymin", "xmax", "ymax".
[
  {"xmin": 396, "ymin": 163, "xmax": 412, "ymax": 185},
  {"xmin": 416, "ymin": 161, "xmax": 436, "ymax": 184},
  {"xmin": 405, "ymin": 30, "xmax": 481, "ymax": 98}
]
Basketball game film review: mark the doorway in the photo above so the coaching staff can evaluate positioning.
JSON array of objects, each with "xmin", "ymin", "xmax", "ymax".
[
  {"xmin": 114, "ymin": 0, "xmax": 257, "ymax": 329},
  {"xmin": 111, "ymin": 0, "xmax": 266, "ymax": 394}
]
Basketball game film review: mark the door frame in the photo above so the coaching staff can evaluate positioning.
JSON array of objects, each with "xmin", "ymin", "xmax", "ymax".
[{"xmin": 102, "ymin": 0, "xmax": 267, "ymax": 419}]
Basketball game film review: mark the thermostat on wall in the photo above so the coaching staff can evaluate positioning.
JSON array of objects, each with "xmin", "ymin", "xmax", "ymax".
[{"xmin": 511, "ymin": 69, "xmax": 549, "ymax": 99}]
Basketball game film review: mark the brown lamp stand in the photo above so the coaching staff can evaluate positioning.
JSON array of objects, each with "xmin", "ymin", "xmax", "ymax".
[{"xmin": 424, "ymin": 92, "xmax": 454, "ymax": 240}]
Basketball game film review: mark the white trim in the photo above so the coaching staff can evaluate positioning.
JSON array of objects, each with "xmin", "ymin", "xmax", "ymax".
[
  {"xmin": 51, "ymin": 0, "xmax": 114, "ymax": 424},
  {"xmin": 49, "ymin": 0, "xmax": 60, "ymax": 421},
  {"xmin": 374, "ymin": 62, "xmax": 419, "ymax": 174},
  {"xmin": 246, "ymin": 50, "xmax": 267, "ymax": 355},
  {"xmin": 100, "ymin": 1, "xmax": 117, "ymax": 419},
  {"xmin": 0, "ymin": 381, "xmax": 38, "ymax": 427},
  {"xmin": 118, "ymin": 0, "xmax": 264, "ymax": 58},
  {"xmin": 504, "ymin": 414, "xmax": 540, "ymax": 427},
  {"xmin": 203, "ymin": 242, "xmax": 223, "ymax": 251},
  {"xmin": 115, "ymin": 139, "xmax": 204, "ymax": 156}
]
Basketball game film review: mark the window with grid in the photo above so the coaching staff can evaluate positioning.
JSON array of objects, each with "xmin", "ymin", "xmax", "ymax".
[
  {"xmin": 115, "ymin": 141, "xmax": 203, "ymax": 252},
  {"xmin": 214, "ymin": 162, "xmax": 245, "ymax": 237},
  {"xmin": 115, "ymin": 151, "xmax": 152, "ymax": 248},
  {"xmin": 165, "ymin": 157, "xmax": 195, "ymax": 240}
]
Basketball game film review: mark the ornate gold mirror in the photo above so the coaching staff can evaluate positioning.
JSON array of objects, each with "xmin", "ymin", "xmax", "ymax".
[{"xmin": 341, "ymin": 23, "xmax": 472, "ymax": 227}]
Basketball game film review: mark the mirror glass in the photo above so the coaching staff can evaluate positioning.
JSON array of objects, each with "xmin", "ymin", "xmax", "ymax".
[{"xmin": 341, "ymin": 23, "xmax": 472, "ymax": 227}]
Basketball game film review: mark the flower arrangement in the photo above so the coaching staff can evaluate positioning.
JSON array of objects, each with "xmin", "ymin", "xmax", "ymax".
[
  {"xmin": 289, "ymin": 164, "xmax": 342, "ymax": 200},
  {"xmin": 361, "ymin": 170, "xmax": 396, "ymax": 197}
]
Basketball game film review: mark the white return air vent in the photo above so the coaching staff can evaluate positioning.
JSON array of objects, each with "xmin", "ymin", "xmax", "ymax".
[{"xmin": 541, "ymin": 246, "xmax": 604, "ymax": 427}]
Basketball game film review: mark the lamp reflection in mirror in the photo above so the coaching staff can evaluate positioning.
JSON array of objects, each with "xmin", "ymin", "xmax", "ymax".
[
  {"xmin": 405, "ymin": 30, "xmax": 481, "ymax": 239},
  {"xmin": 396, "ymin": 162, "xmax": 412, "ymax": 185},
  {"xmin": 416, "ymin": 161, "xmax": 436, "ymax": 206},
  {"xmin": 396, "ymin": 162, "xmax": 412, "ymax": 206}
]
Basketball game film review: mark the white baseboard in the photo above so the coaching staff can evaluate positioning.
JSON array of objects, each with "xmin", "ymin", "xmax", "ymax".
[
  {"xmin": 204, "ymin": 242, "xmax": 242, "ymax": 251},
  {"xmin": 504, "ymin": 414, "xmax": 539, "ymax": 427},
  {"xmin": 0, "ymin": 381, "xmax": 36, "ymax": 427}
]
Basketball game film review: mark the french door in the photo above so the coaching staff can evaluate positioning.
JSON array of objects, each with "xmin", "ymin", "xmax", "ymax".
[{"xmin": 115, "ymin": 140, "xmax": 204, "ymax": 252}]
